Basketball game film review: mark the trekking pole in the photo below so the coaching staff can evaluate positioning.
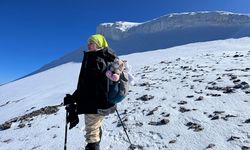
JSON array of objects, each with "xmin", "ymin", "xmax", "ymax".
[
  {"xmin": 64, "ymin": 109, "xmax": 68, "ymax": 150},
  {"xmin": 115, "ymin": 109, "xmax": 132, "ymax": 144}
]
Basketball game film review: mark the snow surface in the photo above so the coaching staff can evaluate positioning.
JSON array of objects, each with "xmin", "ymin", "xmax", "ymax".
[{"xmin": 1, "ymin": 38, "xmax": 250, "ymax": 150}]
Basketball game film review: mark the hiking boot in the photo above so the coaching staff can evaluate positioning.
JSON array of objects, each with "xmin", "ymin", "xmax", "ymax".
[
  {"xmin": 85, "ymin": 127, "xmax": 102, "ymax": 150},
  {"xmin": 85, "ymin": 142, "xmax": 100, "ymax": 150}
]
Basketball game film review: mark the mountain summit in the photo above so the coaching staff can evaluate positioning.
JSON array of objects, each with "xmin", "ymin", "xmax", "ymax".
[
  {"xmin": 97, "ymin": 11, "xmax": 250, "ymax": 41},
  {"xmin": 97, "ymin": 11, "xmax": 250, "ymax": 54},
  {"xmin": 26, "ymin": 11, "xmax": 250, "ymax": 78}
]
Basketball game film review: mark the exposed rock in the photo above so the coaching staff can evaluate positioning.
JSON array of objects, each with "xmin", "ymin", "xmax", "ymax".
[
  {"xmin": 176, "ymin": 58, "xmax": 181, "ymax": 61},
  {"xmin": 148, "ymin": 119, "xmax": 169, "ymax": 126},
  {"xmin": 160, "ymin": 60, "xmax": 169, "ymax": 64},
  {"xmin": 221, "ymin": 114, "xmax": 237, "ymax": 121},
  {"xmin": 244, "ymin": 118, "xmax": 250, "ymax": 123},
  {"xmin": 18, "ymin": 123, "xmax": 25, "ymax": 129},
  {"xmin": 242, "ymin": 146, "xmax": 250, "ymax": 150},
  {"xmin": 0, "ymin": 101, "xmax": 10, "ymax": 107},
  {"xmin": 227, "ymin": 136, "xmax": 240, "ymax": 141},
  {"xmin": 181, "ymin": 66, "xmax": 192, "ymax": 71},
  {"xmin": 233, "ymin": 84, "xmax": 243, "ymax": 89},
  {"xmin": 207, "ymin": 86, "xmax": 223, "ymax": 90},
  {"xmin": 245, "ymin": 68, "xmax": 250, "ymax": 71},
  {"xmin": 169, "ymin": 140, "xmax": 176, "ymax": 144},
  {"xmin": 186, "ymin": 95, "xmax": 194, "ymax": 98},
  {"xmin": 195, "ymin": 96, "xmax": 204, "ymax": 101},
  {"xmin": 139, "ymin": 82, "xmax": 153, "ymax": 87},
  {"xmin": 233, "ymin": 54, "xmax": 244, "ymax": 58},
  {"xmin": 208, "ymin": 81, "xmax": 217, "ymax": 85},
  {"xmin": 0, "ymin": 104, "xmax": 61, "ymax": 131},
  {"xmin": 206, "ymin": 144, "xmax": 216, "ymax": 149},
  {"xmin": 135, "ymin": 122, "xmax": 143, "ymax": 127},
  {"xmin": 192, "ymin": 69, "xmax": 197, "ymax": 72},
  {"xmin": 179, "ymin": 107, "xmax": 191, "ymax": 113},
  {"xmin": 230, "ymin": 75, "xmax": 237, "ymax": 80},
  {"xmin": 146, "ymin": 106, "xmax": 160, "ymax": 116},
  {"xmin": 211, "ymin": 115, "xmax": 219, "ymax": 120},
  {"xmin": 177, "ymin": 101, "xmax": 187, "ymax": 105},
  {"xmin": 208, "ymin": 114, "xmax": 213, "ymax": 118},
  {"xmin": 216, "ymin": 77, "xmax": 222, "ymax": 80},
  {"xmin": 160, "ymin": 119, "xmax": 170, "ymax": 124},
  {"xmin": 161, "ymin": 97, "xmax": 167, "ymax": 101},
  {"xmin": 223, "ymin": 86, "xmax": 235, "ymax": 93},
  {"xmin": 136, "ymin": 95, "xmax": 154, "ymax": 101},
  {"xmin": 206, "ymin": 93, "xmax": 221, "ymax": 97},
  {"xmin": 185, "ymin": 122, "xmax": 203, "ymax": 132},
  {"xmin": 128, "ymin": 144, "xmax": 143, "ymax": 150},
  {"xmin": 225, "ymin": 69, "xmax": 240, "ymax": 72},
  {"xmin": 245, "ymin": 90, "xmax": 250, "ymax": 94},
  {"xmin": 194, "ymin": 90, "xmax": 203, "ymax": 94},
  {"xmin": 213, "ymin": 111, "xmax": 225, "ymax": 114},
  {"xmin": 53, "ymin": 134, "xmax": 57, "ymax": 139},
  {"xmin": 161, "ymin": 112, "xmax": 170, "ymax": 117},
  {"xmin": 233, "ymin": 79, "xmax": 241, "ymax": 83},
  {"xmin": 193, "ymin": 79, "xmax": 203, "ymax": 83},
  {"xmin": 25, "ymin": 107, "xmax": 36, "ymax": 112},
  {"xmin": 31, "ymin": 145, "xmax": 41, "ymax": 149},
  {"xmin": 2, "ymin": 139, "xmax": 12, "ymax": 144},
  {"xmin": 241, "ymin": 81, "xmax": 249, "ymax": 89},
  {"xmin": 0, "ymin": 122, "xmax": 12, "ymax": 130}
]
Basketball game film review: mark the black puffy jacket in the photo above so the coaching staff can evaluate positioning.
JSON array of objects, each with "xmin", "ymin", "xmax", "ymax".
[{"xmin": 72, "ymin": 47, "xmax": 117, "ymax": 114}]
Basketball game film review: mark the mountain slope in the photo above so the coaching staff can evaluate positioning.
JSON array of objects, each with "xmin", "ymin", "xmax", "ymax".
[
  {"xmin": 1, "ymin": 38, "xmax": 250, "ymax": 150},
  {"xmin": 27, "ymin": 11, "xmax": 250, "ymax": 77},
  {"xmin": 98, "ymin": 11, "xmax": 250, "ymax": 41}
]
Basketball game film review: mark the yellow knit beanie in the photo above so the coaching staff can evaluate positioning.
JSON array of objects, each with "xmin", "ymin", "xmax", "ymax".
[{"xmin": 88, "ymin": 34, "xmax": 109, "ymax": 49}]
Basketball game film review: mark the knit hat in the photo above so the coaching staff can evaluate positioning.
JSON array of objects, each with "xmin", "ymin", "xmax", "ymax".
[{"xmin": 88, "ymin": 34, "xmax": 109, "ymax": 49}]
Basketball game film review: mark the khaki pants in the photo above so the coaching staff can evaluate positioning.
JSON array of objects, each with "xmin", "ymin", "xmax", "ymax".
[{"xmin": 84, "ymin": 114, "xmax": 104, "ymax": 143}]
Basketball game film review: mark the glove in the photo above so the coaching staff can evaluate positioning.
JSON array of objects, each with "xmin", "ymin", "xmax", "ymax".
[
  {"xmin": 64, "ymin": 94, "xmax": 74, "ymax": 106},
  {"xmin": 66, "ymin": 103, "xmax": 79, "ymax": 129}
]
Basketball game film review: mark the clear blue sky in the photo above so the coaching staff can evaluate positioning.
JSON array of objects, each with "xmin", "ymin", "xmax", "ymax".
[{"xmin": 1, "ymin": 0, "xmax": 250, "ymax": 84}]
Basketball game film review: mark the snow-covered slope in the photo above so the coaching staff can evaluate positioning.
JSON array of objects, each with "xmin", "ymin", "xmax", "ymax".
[
  {"xmin": 98, "ymin": 11, "xmax": 250, "ymax": 55},
  {"xmin": 27, "ymin": 11, "xmax": 250, "ymax": 78},
  {"xmin": 1, "ymin": 38, "xmax": 250, "ymax": 150},
  {"xmin": 97, "ymin": 11, "xmax": 250, "ymax": 41}
]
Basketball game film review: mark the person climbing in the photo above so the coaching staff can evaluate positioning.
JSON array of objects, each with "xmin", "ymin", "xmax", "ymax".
[{"xmin": 64, "ymin": 34, "xmax": 118, "ymax": 150}]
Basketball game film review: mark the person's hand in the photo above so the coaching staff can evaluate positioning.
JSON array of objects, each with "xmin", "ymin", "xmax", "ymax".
[
  {"xmin": 66, "ymin": 103, "xmax": 79, "ymax": 129},
  {"xmin": 64, "ymin": 94, "xmax": 74, "ymax": 105}
]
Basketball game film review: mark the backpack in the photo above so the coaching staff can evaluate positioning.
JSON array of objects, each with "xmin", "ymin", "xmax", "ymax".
[{"xmin": 106, "ymin": 59, "xmax": 130, "ymax": 104}]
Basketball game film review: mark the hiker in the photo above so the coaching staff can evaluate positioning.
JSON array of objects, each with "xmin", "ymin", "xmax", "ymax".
[{"xmin": 64, "ymin": 34, "xmax": 118, "ymax": 150}]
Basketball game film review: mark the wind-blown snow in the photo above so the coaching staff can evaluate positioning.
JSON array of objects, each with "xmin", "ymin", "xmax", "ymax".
[{"xmin": 1, "ymin": 38, "xmax": 250, "ymax": 150}]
